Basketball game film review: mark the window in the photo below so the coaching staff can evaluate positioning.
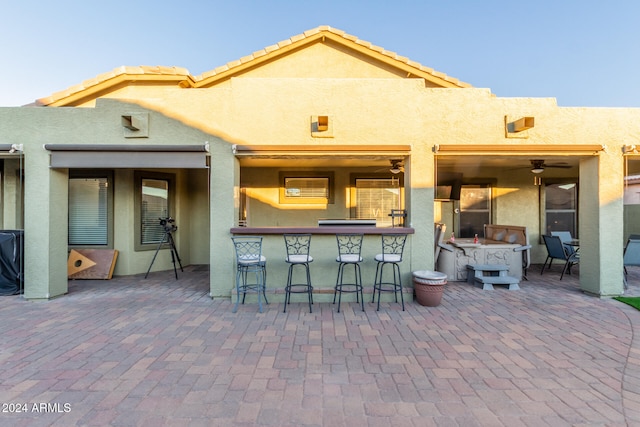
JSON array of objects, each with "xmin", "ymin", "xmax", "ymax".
[
  {"xmin": 624, "ymin": 159, "xmax": 640, "ymax": 239},
  {"xmin": 285, "ymin": 177, "xmax": 328, "ymax": 198},
  {"xmin": 68, "ymin": 171, "xmax": 113, "ymax": 247},
  {"xmin": 544, "ymin": 182, "xmax": 577, "ymax": 237},
  {"xmin": 279, "ymin": 172, "xmax": 334, "ymax": 204},
  {"xmin": 353, "ymin": 177, "xmax": 402, "ymax": 227},
  {"xmin": 458, "ymin": 184, "xmax": 491, "ymax": 238},
  {"xmin": 135, "ymin": 172, "xmax": 175, "ymax": 250}
]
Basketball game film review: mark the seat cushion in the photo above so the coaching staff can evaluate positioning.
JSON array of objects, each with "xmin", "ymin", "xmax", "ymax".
[
  {"xmin": 238, "ymin": 255, "xmax": 267, "ymax": 264},
  {"xmin": 375, "ymin": 254, "xmax": 402, "ymax": 263},
  {"xmin": 287, "ymin": 254, "xmax": 313, "ymax": 263},
  {"xmin": 336, "ymin": 254, "xmax": 362, "ymax": 263}
]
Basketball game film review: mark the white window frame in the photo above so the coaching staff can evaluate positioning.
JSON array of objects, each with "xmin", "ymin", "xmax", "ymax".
[
  {"xmin": 134, "ymin": 171, "xmax": 175, "ymax": 251},
  {"xmin": 351, "ymin": 174, "xmax": 403, "ymax": 227}
]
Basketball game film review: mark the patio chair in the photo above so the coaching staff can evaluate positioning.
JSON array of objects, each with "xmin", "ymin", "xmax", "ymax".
[
  {"xmin": 624, "ymin": 238, "xmax": 640, "ymax": 289},
  {"xmin": 551, "ymin": 231, "xmax": 577, "ymax": 256},
  {"xmin": 541, "ymin": 234, "xmax": 579, "ymax": 280}
]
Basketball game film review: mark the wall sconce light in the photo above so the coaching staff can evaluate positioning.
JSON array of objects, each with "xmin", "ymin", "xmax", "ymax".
[
  {"xmin": 311, "ymin": 115, "xmax": 333, "ymax": 138},
  {"xmin": 122, "ymin": 115, "xmax": 141, "ymax": 131},
  {"xmin": 121, "ymin": 113, "xmax": 149, "ymax": 138},
  {"xmin": 510, "ymin": 117, "xmax": 535, "ymax": 132},
  {"xmin": 317, "ymin": 115, "xmax": 329, "ymax": 131}
]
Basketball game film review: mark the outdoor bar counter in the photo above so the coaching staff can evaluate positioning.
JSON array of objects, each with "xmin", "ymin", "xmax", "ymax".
[{"xmin": 229, "ymin": 225, "xmax": 415, "ymax": 303}]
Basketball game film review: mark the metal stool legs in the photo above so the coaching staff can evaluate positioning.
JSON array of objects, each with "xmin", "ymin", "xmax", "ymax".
[
  {"xmin": 234, "ymin": 262, "xmax": 268, "ymax": 313},
  {"xmin": 372, "ymin": 260, "xmax": 404, "ymax": 311},
  {"xmin": 284, "ymin": 261, "xmax": 313, "ymax": 313},
  {"xmin": 333, "ymin": 260, "xmax": 364, "ymax": 313}
]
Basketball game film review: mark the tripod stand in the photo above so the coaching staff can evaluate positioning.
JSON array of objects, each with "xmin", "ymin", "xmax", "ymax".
[{"xmin": 145, "ymin": 227, "xmax": 183, "ymax": 279}]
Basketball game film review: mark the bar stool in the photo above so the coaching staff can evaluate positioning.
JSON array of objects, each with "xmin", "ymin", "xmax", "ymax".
[
  {"xmin": 283, "ymin": 234, "xmax": 313, "ymax": 313},
  {"xmin": 231, "ymin": 236, "xmax": 268, "ymax": 313},
  {"xmin": 333, "ymin": 233, "xmax": 365, "ymax": 312},
  {"xmin": 372, "ymin": 234, "xmax": 407, "ymax": 311}
]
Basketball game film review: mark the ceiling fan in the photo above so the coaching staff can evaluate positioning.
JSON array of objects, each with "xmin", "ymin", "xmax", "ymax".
[
  {"xmin": 375, "ymin": 159, "xmax": 405, "ymax": 174},
  {"xmin": 529, "ymin": 159, "xmax": 572, "ymax": 174},
  {"xmin": 389, "ymin": 159, "xmax": 404, "ymax": 174}
]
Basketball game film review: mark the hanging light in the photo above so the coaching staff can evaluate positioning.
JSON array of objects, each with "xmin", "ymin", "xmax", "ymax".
[
  {"xmin": 389, "ymin": 159, "xmax": 403, "ymax": 174},
  {"xmin": 530, "ymin": 160, "xmax": 545, "ymax": 174}
]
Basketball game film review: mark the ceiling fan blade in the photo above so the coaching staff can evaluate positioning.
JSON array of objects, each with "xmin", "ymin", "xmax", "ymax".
[{"xmin": 544, "ymin": 163, "xmax": 572, "ymax": 169}]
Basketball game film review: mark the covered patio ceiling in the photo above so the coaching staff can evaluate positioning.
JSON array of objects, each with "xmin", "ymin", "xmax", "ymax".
[
  {"xmin": 236, "ymin": 150, "xmax": 640, "ymax": 176},
  {"xmin": 239, "ymin": 154, "xmax": 583, "ymax": 172}
]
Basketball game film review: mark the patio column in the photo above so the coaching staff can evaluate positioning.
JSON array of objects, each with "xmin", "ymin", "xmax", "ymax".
[
  {"xmin": 407, "ymin": 144, "xmax": 435, "ymax": 272},
  {"xmin": 23, "ymin": 163, "xmax": 69, "ymax": 299},
  {"xmin": 579, "ymin": 155, "xmax": 625, "ymax": 296},
  {"xmin": 209, "ymin": 144, "xmax": 238, "ymax": 298}
]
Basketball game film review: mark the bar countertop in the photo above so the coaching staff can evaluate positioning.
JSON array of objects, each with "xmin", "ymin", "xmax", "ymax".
[{"xmin": 230, "ymin": 226, "xmax": 415, "ymax": 235}]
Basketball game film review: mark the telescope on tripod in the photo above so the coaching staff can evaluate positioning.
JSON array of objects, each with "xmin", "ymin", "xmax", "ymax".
[{"xmin": 144, "ymin": 217, "xmax": 183, "ymax": 279}]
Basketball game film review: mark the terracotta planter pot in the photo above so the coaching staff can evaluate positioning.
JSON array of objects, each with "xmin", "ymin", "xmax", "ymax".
[{"xmin": 413, "ymin": 270, "xmax": 447, "ymax": 307}]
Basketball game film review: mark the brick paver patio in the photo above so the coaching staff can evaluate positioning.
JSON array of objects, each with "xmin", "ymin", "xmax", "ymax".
[{"xmin": 1, "ymin": 264, "xmax": 640, "ymax": 426}]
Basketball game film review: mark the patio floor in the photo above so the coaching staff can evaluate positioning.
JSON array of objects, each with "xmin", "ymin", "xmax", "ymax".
[{"xmin": 1, "ymin": 264, "xmax": 640, "ymax": 426}]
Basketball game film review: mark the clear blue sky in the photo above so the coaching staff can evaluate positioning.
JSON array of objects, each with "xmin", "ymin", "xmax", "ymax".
[{"xmin": 2, "ymin": 0, "xmax": 639, "ymax": 108}]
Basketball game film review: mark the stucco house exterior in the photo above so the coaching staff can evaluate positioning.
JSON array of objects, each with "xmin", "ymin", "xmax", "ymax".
[{"xmin": 0, "ymin": 26, "xmax": 639, "ymax": 301}]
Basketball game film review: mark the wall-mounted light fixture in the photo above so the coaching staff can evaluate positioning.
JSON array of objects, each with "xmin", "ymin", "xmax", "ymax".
[
  {"xmin": 623, "ymin": 144, "xmax": 638, "ymax": 154},
  {"xmin": 505, "ymin": 116, "xmax": 535, "ymax": 138},
  {"xmin": 311, "ymin": 115, "xmax": 333, "ymax": 138},
  {"xmin": 512, "ymin": 117, "xmax": 535, "ymax": 132},
  {"xmin": 317, "ymin": 115, "xmax": 329, "ymax": 131},
  {"xmin": 121, "ymin": 113, "xmax": 149, "ymax": 138}
]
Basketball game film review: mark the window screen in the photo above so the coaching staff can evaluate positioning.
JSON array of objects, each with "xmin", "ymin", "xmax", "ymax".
[
  {"xmin": 544, "ymin": 182, "xmax": 577, "ymax": 236},
  {"xmin": 141, "ymin": 178, "xmax": 169, "ymax": 244},
  {"xmin": 69, "ymin": 177, "xmax": 108, "ymax": 245},
  {"xmin": 284, "ymin": 177, "xmax": 329, "ymax": 199},
  {"xmin": 355, "ymin": 178, "xmax": 400, "ymax": 226}
]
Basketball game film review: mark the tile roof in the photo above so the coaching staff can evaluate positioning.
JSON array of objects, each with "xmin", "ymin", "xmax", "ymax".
[
  {"xmin": 38, "ymin": 26, "xmax": 472, "ymax": 106},
  {"xmin": 37, "ymin": 66, "xmax": 190, "ymax": 106}
]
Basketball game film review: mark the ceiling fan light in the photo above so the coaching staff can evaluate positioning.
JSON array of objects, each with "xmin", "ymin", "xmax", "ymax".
[
  {"xmin": 531, "ymin": 167, "xmax": 544, "ymax": 174},
  {"xmin": 390, "ymin": 166, "xmax": 402, "ymax": 174}
]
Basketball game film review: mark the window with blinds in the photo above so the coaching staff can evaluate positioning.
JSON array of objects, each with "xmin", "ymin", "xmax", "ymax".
[
  {"xmin": 69, "ymin": 177, "xmax": 109, "ymax": 245},
  {"xmin": 354, "ymin": 178, "xmax": 400, "ymax": 226},
  {"xmin": 279, "ymin": 172, "xmax": 334, "ymax": 204},
  {"xmin": 284, "ymin": 177, "xmax": 329, "ymax": 198},
  {"xmin": 141, "ymin": 178, "xmax": 169, "ymax": 244}
]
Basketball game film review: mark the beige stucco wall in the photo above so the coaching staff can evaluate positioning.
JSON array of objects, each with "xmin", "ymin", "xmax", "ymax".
[{"xmin": 3, "ymin": 37, "xmax": 640, "ymax": 298}]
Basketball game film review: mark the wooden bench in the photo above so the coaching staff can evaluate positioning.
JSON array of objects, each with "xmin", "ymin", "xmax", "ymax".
[{"xmin": 466, "ymin": 264, "xmax": 520, "ymax": 290}]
